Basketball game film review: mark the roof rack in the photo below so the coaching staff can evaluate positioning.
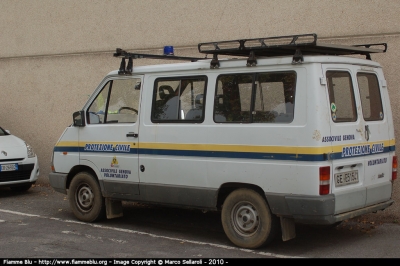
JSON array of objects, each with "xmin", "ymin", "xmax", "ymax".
[
  {"xmin": 113, "ymin": 48, "xmax": 203, "ymax": 75},
  {"xmin": 198, "ymin": 33, "xmax": 387, "ymax": 68},
  {"xmin": 114, "ymin": 33, "xmax": 387, "ymax": 73}
]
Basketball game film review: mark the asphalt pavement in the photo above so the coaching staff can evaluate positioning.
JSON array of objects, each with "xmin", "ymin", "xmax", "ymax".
[{"xmin": 1, "ymin": 185, "xmax": 400, "ymax": 259}]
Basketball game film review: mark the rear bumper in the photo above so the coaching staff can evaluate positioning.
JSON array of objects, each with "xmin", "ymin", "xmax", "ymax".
[
  {"xmin": 329, "ymin": 200, "xmax": 394, "ymax": 223},
  {"xmin": 48, "ymin": 172, "xmax": 68, "ymax": 194},
  {"xmin": 266, "ymin": 193, "xmax": 394, "ymax": 225}
]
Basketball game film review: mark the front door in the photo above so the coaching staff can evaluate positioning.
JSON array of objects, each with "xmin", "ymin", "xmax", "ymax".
[{"xmin": 79, "ymin": 76, "xmax": 142, "ymax": 197}]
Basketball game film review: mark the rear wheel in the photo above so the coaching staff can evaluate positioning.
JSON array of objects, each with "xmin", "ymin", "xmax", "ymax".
[
  {"xmin": 221, "ymin": 188, "xmax": 278, "ymax": 249},
  {"xmin": 68, "ymin": 172, "xmax": 105, "ymax": 222}
]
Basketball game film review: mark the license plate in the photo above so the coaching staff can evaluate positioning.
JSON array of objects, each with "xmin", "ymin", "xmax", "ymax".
[
  {"xmin": 0, "ymin": 163, "xmax": 18, "ymax": 172},
  {"xmin": 335, "ymin": 170, "xmax": 359, "ymax": 187}
]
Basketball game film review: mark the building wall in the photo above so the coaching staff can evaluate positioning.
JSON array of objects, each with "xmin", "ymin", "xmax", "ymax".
[
  {"xmin": 0, "ymin": 0, "xmax": 399, "ymax": 219},
  {"xmin": 1, "ymin": 0, "xmax": 400, "ymax": 57}
]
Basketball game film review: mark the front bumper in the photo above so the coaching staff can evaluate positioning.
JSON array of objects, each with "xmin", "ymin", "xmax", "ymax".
[
  {"xmin": 48, "ymin": 172, "xmax": 68, "ymax": 194},
  {"xmin": 0, "ymin": 156, "xmax": 39, "ymax": 187}
]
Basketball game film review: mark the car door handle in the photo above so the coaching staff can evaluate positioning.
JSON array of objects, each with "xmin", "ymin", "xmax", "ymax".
[{"xmin": 126, "ymin": 132, "xmax": 138, "ymax": 138}]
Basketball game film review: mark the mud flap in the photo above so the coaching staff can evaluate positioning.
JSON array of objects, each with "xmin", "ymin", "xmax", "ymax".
[
  {"xmin": 280, "ymin": 217, "xmax": 296, "ymax": 241},
  {"xmin": 105, "ymin": 198, "xmax": 123, "ymax": 219}
]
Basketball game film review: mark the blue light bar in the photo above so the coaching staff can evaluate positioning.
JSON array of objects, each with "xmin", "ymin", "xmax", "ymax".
[{"xmin": 163, "ymin": 46, "xmax": 174, "ymax": 56}]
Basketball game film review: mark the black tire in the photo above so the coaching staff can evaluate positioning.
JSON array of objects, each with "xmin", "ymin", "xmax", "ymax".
[
  {"xmin": 68, "ymin": 172, "xmax": 105, "ymax": 222},
  {"xmin": 221, "ymin": 188, "xmax": 279, "ymax": 249},
  {"xmin": 10, "ymin": 183, "xmax": 32, "ymax": 192}
]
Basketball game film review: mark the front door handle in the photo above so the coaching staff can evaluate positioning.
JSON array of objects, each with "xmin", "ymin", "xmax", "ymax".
[{"xmin": 126, "ymin": 132, "xmax": 138, "ymax": 138}]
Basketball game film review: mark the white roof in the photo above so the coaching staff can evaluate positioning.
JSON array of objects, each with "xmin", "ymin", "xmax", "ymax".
[{"xmin": 107, "ymin": 55, "xmax": 382, "ymax": 76}]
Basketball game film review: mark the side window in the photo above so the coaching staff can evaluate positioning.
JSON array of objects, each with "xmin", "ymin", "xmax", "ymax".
[
  {"xmin": 357, "ymin": 73, "xmax": 384, "ymax": 121},
  {"xmin": 151, "ymin": 76, "xmax": 207, "ymax": 122},
  {"xmin": 214, "ymin": 72, "xmax": 296, "ymax": 123},
  {"xmin": 87, "ymin": 78, "xmax": 141, "ymax": 124},
  {"xmin": 214, "ymin": 74, "xmax": 253, "ymax": 122},
  {"xmin": 88, "ymin": 81, "xmax": 110, "ymax": 124},
  {"xmin": 254, "ymin": 72, "xmax": 296, "ymax": 123},
  {"xmin": 326, "ymin": 71, "xmax": 357, "ymax": 122}
]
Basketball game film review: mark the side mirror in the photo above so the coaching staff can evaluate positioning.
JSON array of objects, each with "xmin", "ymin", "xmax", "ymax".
[{"xmin": 73, "ymin": 111, "xmax": 86, "ymax": 127}]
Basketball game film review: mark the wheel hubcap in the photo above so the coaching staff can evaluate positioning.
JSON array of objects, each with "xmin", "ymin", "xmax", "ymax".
[
  {"xmin": 232, "ymin": 201, "xmax": 259, "ymax": 237},
  {"xmin": 76, "ymin": 183, "xmax": 94, "ymax": 212}
]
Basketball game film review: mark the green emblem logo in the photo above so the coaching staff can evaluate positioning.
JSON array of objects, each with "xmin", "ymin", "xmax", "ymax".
[{"xmin": 331, "ymin": 103, "xmax": 337, "ymax": 113}]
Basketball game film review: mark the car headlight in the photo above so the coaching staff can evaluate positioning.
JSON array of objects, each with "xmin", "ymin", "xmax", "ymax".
[{"xmin": 26, "ymin": 143, "xmax": 36, "ymax": 158}]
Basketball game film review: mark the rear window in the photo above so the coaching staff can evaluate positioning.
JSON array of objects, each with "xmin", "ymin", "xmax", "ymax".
[
  {"xmin": 326, "ymin": 71, "xmax": 357, "ymax": 122},
  {"xmin": 357, "ymin": 73, "xmax": 384, "ymax": 121},
  {"xmin": 214, "ymin": 71, "xmax": 296, "ymax": 123}
]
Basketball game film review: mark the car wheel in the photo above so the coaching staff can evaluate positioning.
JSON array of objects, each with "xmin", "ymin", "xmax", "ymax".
[
  {"xmin": 68, "ymin": 172, "xmax": 105, "ymax": 222},
  {"xmin": 221, "ymin": 188, "xmax": 279, "ymax": 249},
  {"xmin": 10, "ymin": 183, "xmax": 32, "ymax": 192}
]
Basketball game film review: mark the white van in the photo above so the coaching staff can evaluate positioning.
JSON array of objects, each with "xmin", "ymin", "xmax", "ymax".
[{"xmin": 49, "ymin": 34, "xmax": 396, "ymax": 249}]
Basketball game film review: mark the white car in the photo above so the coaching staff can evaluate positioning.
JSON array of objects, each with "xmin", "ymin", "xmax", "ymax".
[{"xmin": 0, "ymin": 127, "xmax": 39, "ymax": 191}]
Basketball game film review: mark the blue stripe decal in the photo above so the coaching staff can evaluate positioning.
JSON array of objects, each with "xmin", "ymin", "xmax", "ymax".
[
  {"xmin": 54, "ymin": 147, "xmax": 80, "ymax": 153},
  {"xmin": 54, "ymin": 146, "xmax": 139, "ymax": 154},
  {"xmin": 54, "ymin": 145, "xmax": 395, "ymax": 162},
  {"xmin": 139, "ymin": 148, "xmax": 323, "ymax": 161},
  {"xmin": 77, "ymin": 147, "xmax": 139, "ymax": 154},
  {"xmin": 330, "ymin": 146, "xmax": 392, "ymax": 160}
]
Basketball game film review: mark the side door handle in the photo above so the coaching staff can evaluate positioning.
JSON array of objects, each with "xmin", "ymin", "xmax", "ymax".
[
  {"xmin": 126, "ymin": 132, "xmax": 138, "ymax": 138},
  {"xmin": 365, "ymin": 125, "xmax": 370, "ymax": 141}
]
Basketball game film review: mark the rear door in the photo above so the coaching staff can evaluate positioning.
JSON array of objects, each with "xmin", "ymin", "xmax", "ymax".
[
  {"xmin": 322, "ymin": 65, "xmax": 366, "ymax": 214},
  {"xmin": 355, "ymin": 69, "xmax": 392, "ymax": 206},
  {"xmin": 323, "ymin": 64, "xmax": 392, "ymax": 214}
]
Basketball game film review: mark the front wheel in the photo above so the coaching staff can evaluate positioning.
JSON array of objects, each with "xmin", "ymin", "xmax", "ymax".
[
  {"xmin": 221, "ymin": 188, "xmax": 279, "ymax": 249},
  {"xmin": 68, "ymin": 172, "xmax": 105, "ymax": 222}
]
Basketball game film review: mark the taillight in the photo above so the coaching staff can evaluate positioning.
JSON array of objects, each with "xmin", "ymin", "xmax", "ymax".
[
  {"xmin": 392, "ymin": 156, "xmax": 397, "ymax": 181},
  {"xmin": 319, "ymin": 166, "xmax": 330, "ymax": 195},
  {"xmin": 50, "ymin": 152, "xmax": 55, "ymax": 172}
]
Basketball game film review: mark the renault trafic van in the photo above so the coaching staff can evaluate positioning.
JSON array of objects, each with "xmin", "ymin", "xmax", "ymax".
[{"xmin": 49, "ymin": 33, "xmax": 396, "ymax": 249}]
